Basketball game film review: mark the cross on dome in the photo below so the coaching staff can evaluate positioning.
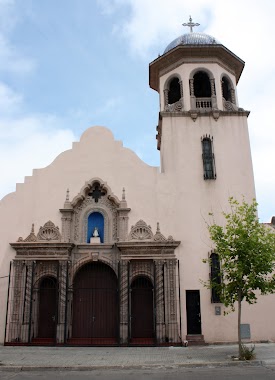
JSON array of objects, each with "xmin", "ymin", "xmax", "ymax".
[{"xmin": 182, "ymin": 16, "xmax": 200, "ymax": 33}]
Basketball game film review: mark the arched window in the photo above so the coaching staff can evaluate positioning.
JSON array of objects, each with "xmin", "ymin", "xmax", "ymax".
[
  {"xmin": 221, "ymin": 76, "xmax": 232, "ymax": 102},
  {"xmin": 168, "ymin": 77, "xmax": 181, "ymax": 104},
  {"xmin": 194, "ymin": 71, "xmax": 211, "ymax": 98},
  {"xmin": 210, "ymin": 252, "xmax": 221, "ymax": 303},
  {"xmin": 87, "ymin": 212, "xmax": 104, "ymax": 243},
  {"xmin": 201, "ymin": 137, "xmax": 216, "ymax": 180}
]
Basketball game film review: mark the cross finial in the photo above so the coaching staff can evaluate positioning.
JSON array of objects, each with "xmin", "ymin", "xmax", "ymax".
[{"xmin": 182, "ymin": 16, "xmax": 200, "ymax": 33}]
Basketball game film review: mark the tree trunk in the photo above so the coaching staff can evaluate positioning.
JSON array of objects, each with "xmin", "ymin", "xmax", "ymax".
[{"xmin": 238, "ymin": 289, "xmax": 242, "ymax": 358}]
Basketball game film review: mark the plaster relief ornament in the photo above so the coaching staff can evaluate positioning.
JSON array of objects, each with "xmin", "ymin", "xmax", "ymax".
[{"xmin": 37, "ymin": 221, "xmax": 61, "ymax": 241}]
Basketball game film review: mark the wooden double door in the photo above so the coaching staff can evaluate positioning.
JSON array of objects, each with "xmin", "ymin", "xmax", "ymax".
[{"xmin": 72, "ymin": 262, "xmax": 118, "ymax": 341}]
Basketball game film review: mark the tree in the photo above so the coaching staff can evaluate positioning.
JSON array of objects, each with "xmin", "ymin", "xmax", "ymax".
[{"xmin": 204, "ymin": 197, "xmax": 275, "ymax": 359}]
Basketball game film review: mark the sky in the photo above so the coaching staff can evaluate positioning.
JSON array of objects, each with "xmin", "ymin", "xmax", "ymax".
[{"xmin": 0, "ymin": 0, "xmax": 274, "ymax": 222}]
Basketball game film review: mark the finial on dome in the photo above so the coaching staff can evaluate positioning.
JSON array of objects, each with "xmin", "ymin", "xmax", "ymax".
[
  {"xmin": 31, "ymin": 223, "xmax": 34, "ymax": 233},
  {"xmin": 182, "ymin": 15, "xmax": 200, "ymax": 33},
  {"xmin": 122, "ymin": 187, "xmax": 126, "ymax": 201}
]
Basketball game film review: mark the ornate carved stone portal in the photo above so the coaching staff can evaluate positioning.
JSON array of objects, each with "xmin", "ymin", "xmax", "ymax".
[{"xmin": 7, "ymin": 179, "xmax": 181, "ymax": 346}]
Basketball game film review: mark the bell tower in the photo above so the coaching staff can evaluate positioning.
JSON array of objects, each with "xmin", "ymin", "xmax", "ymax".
[{"xmin": 149, "ymin": 18, "xmax": 255, "ymax": 202}]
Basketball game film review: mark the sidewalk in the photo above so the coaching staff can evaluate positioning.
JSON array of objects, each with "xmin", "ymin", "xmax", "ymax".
[{"xmin": 0, "ymin": 343, "xmax": 275, "ymax": 371}]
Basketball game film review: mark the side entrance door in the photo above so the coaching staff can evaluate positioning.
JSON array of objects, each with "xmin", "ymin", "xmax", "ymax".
[
  {"xmin": 186, "ymin": 290, "xmax": 202, "ymax": 335},
  {"xmin": 38, "ymin": 277, "xmax": 57, "ymax": 339},
  {"xmin": 130, "ymin": 276, "xmax": 154, "ymax": 342}
]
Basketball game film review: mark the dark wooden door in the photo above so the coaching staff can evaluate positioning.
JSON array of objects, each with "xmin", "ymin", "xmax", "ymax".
[
  {"xmin": 131, "ymin": 277, "xmax": 154, "ymax": 338},
  {"xmin": 72, "ymin": 262, "xmax": 118, "ymax": 339},
  {"xmin": 186, "ymin": 290, "xmax": 202, "ymax": 334},
  {"xmin": 38, "ymin": 277, "xmax": 57, "ymax": 338}
]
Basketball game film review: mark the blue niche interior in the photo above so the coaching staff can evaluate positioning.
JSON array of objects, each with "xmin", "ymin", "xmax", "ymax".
[{"xmin": 87, "ymin": 212, "xmax": 104, "ymax": 243}]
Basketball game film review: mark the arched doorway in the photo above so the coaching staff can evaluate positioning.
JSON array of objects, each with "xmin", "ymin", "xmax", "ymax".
[
  {"xmin": 72, "ymin": 262, "xmax": 118, "ymax": 344},
  {"xmin": 130, "ymin": 276, "xmax": 154, "ymax": 344},
  {"xmin": 37, "ymin": 276, "xmax": 57, "ymax": 340}
]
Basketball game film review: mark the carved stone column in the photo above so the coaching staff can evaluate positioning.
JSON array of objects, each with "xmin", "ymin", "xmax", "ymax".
[
  {"xmin": 119, "ymin": 260, "xmax": 129, "ymax": 344},
  {"xmin": 230, "ymin": 88, "xmax": 236, "ymax": 104},
  {"xmin": 210, "ymin": 78, "xmax": 217, "ymax": 109},
  {"xmin": 117, "ymin": 211, "xmax": 130, "ymax": 241},
  {"xmin": 189, "ymin": 79, "xmax": 196, "ymax": 109},
  {"xmin": 117, "ymin": 189, "xmax": 131, "ymax": 242},
  {"xmin": 20, "ymin": 261, "xmax": 35, "ymax": 343},
  {"xmin": 56, "ymin": 261, "xmax": 68, "ymax": 344},
  {"xmin": 60, "ymin": 190, "xmax": 74, "ymax": 243},
  {"xmin": 155, "ymin": 260, "xmax": 165, "ymax": 343},
  {"xmin": 60, "ymin": 210, "xmax": 73, "ymax": 242},
  {"xmin": 9, "ymin": 261, "xmax": 28, "ymax": 342},
  {"xmin": 164, "ymin": 88, "xmax": 169, "ymax": 111},
  {"xmin": 165, "ymin": 259, "xmax": 179, "ymax": 343}
]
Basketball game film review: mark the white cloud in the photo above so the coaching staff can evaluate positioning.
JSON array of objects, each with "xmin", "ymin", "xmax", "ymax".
[
  {"xmin": 0, "ymin": 34, "xmax": 36, "ymax": 75},
  {"xmin": 0, "ymin": 1, "xmax": 35, "ymax": 75},
  {"xmin": 95, "ymin": 97, "xmax": 123, "ymax": 115},
  {"xmin": 0, "ymin": 81, "xmax": 22, "ymax": 113},
  {"xmin": 0, "ymin": 114, "xmax": 76, "ymax": 200}
]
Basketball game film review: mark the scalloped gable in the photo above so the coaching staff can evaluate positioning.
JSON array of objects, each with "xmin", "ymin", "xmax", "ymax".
[{"xmin": 0, "ymin": 126, "xmax": 159, "ymax": 204}]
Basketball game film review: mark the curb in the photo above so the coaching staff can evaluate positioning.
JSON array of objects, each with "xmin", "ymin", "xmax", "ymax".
[{"xmin": 0, "ymin": 360, "xmax": 265, "ymax": 371}]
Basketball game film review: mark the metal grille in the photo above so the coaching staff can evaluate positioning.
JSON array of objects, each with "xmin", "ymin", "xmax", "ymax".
[{"xmin": 5, "ymin": 259, "xmax": 181, "ymax": 346}]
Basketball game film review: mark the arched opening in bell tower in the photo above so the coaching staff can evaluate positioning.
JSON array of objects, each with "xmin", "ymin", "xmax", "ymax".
[
  {"xmin": 221, "ymin": 76, "xmax": 234, "ymax": 103},
  {"xmin": 168, "ymin": 77, "xmax": 181, "ymax": 104},
  {"xmin": 193, "ymin": 71, "xmax": 211, "ymax": 98}
]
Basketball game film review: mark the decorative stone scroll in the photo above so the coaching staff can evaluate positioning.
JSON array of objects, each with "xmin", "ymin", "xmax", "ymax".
[
  {"xmin": 165, "ymin": 98, "xmax": 184, "ymax": 112},
  {"xmin": 37, "ymin": 221, "xmax": 61, "ymax": 241},
  {"xmin": 129, "ymin": 221, "xmax": 174, "ymax": 242},
  {"xmin": 129, "ymin": 220, "xmax": 154, "ymax": 240},
  {"xmin": 17, "ymin": 221, "xmax": 61, "ymax": 243},
  {"xmin": 223, "ymin": 98, "xmax": 239, "ymax": 111}
]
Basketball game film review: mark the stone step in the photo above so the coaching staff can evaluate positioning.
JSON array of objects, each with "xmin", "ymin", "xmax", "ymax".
[{"xmin": 186, "ymin": 334, "xmax": 206, "ymax": 346}]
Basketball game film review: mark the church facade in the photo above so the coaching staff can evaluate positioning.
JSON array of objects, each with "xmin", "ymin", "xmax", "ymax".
[{"xmin": 0, "ymin": 24, "xmax": 274, "ymax": 346}]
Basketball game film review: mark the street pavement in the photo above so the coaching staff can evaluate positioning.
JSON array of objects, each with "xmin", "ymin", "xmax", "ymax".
[{"xmin": 0, "ymin": 343, "xmax": 274, "ymax": 371}]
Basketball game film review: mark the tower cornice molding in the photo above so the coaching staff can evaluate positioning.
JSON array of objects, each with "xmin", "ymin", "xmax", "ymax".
[{"xmin": 149, "ymin": 45, "xmax": 244, "ymax": 92}]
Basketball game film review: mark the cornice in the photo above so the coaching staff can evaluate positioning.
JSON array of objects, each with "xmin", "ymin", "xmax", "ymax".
[{"xmin": 149, "ymin": 44, "xmax": 245, "ymax": 92}]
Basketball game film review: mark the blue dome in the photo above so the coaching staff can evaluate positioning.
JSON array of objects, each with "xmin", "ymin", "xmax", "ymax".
[{"xmin": 164, "ymin": 32, "xmax": 219, "ymax": 54}]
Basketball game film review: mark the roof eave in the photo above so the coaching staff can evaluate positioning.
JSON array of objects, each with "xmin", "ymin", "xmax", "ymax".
[{"xmin": 149, "ymin": 44, "xmax": 245, "ymax": 92}]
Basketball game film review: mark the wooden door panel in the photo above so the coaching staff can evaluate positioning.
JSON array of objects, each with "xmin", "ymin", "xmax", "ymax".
[
  {"xmin": 131, "ymin": 277, "xmax": 154, "ymax": 339},
  {"xmin": 72, "ymin": 262, "xmax": 118, "ymax": 340},
  {"xmin": 38, "ymin": 277, "xmax": 57, "ymax": 339}
]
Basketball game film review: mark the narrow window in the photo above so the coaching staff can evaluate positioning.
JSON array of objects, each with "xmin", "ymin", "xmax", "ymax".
[
  {"xmin": 168, "ymin": 77, "xmax": 181, "ymax": 104},
  {"xmin": 201, "ymin": 137, "xmax": 216, "ymax": 179},
  {"xmin": 222, "ymin": 76, "xmax": 232, "ymax": 102},
  {"xmin": 210, "ymin": 252, "xmax": 221, "ymax": 303}
]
